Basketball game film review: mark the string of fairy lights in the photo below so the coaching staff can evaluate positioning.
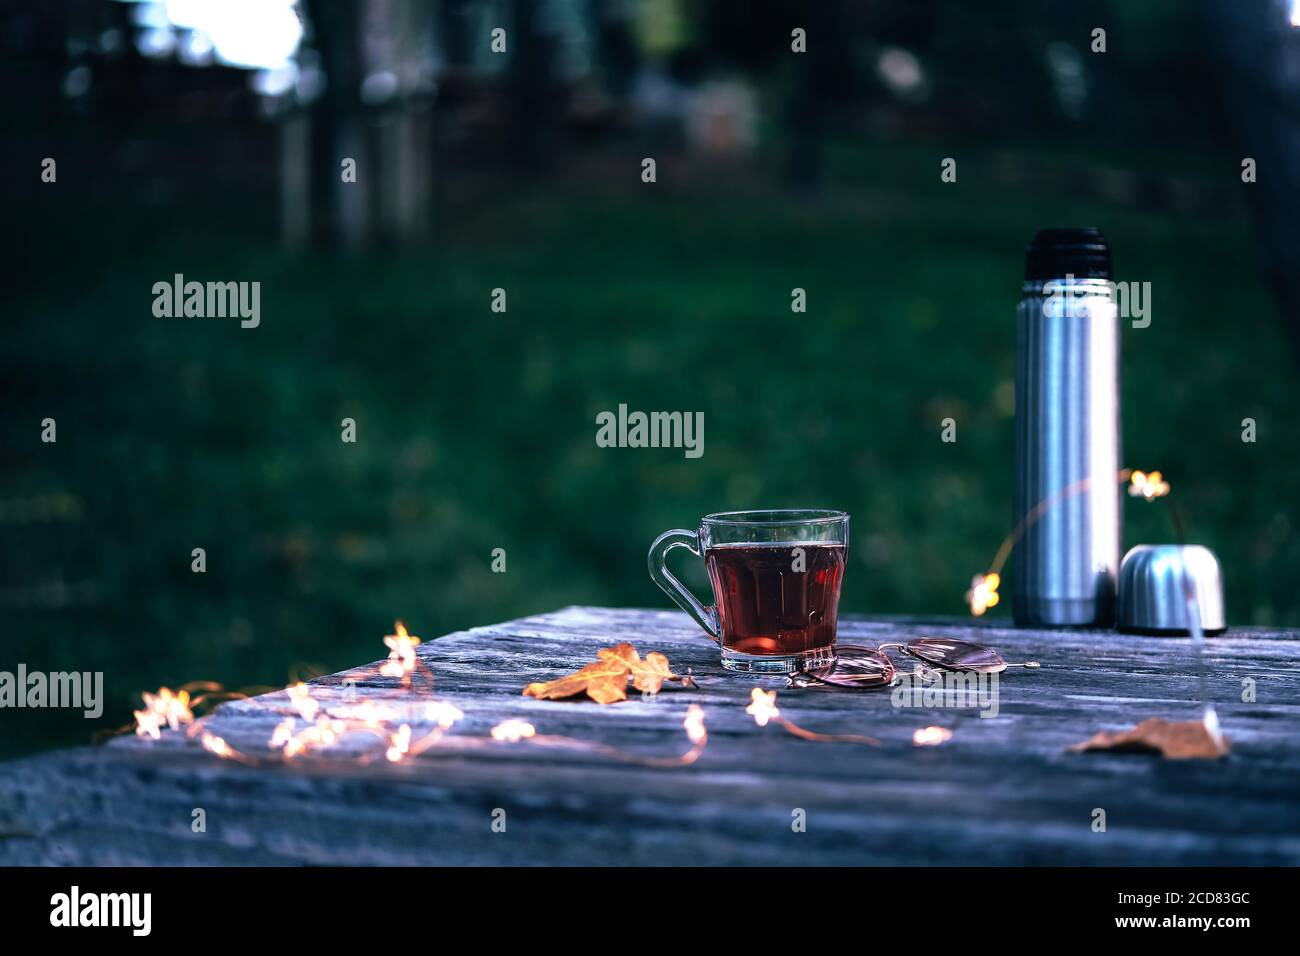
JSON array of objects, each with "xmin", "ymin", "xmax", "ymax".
[
  {"xmin": 131, "ymin": 622, "xmax": 714, "ymax": 767},
  {"xmin": 128, "ymin": 630, "xmax": 875, "ymax": 768},
  {"xmin": 123, "ymin": 467, "xmax": 1174, "ymax": 765},
  {"xmin": 965, "ymin": 467, "xmax": 1171, "ymax": 617}
]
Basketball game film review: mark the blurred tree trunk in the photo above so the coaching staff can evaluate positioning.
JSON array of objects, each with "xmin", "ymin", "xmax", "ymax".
[
  {"xmin": 382, "ymin": 103, "xmax": 432, "ymax": 242},
  {"xmin": 785, "ymin": 2, "xmax": 846, "ymax": 195},
  {"xmin": 297, "ymin": 0, "xmax": 437, "ymax": 249},
  {"xmin": 309, "ymin": 0, "xmax": 370, "ymax": 250},
  {"xmin": 378, "ymin": 0, "xmax": 435, "ymax": 243},
  {"xmin": 280, "ymin": 111, "xmax": 311, "ymax": 248},
  {"xmin": 591, "ymin": 0, "xmax": 640, "ymax": 99},
  {"xmin": 509, "ymin": 0, "xmax": 553, "ymax": 170},
  {"xmin": 440, "ymin": 0, "xmax": 473, "ymax": 67}
]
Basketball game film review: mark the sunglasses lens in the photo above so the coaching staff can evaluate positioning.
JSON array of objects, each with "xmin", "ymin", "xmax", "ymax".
[
  {"xmin": 801, "ymin": 645, "xmax": 895, "ymax": 688},
  {"xmin": 905, "ymin": 638, "xmax": 1007, "ymax": 673}
]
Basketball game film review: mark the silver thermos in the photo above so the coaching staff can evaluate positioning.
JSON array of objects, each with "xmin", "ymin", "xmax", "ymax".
[{"xmin": 1014, "ymin": 228, "xmax": 1120, "ymax": 627}]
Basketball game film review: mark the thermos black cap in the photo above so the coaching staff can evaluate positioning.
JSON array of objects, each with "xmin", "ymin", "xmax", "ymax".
[{"xmin": 1024, "ymin": 227, "xmax": 1112, "ymax": 281}]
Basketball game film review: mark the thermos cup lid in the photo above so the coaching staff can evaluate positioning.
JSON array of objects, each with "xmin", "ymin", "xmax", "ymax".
[
  {"xmin": 1117, "ymin": 544, "xmax": 1227, "ymax": 635},
  {"xmin": 1024, "ymin": 227, "xmax": 1112, "ymax": 281}
]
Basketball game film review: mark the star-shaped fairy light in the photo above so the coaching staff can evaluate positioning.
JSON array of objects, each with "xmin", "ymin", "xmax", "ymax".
[
  {"xmin": 1128, "ymin": 469, "xmax": 1170, "ymax": 500},
  {"xmin": 270, "ymin": 717, "xmax": 305, "ymax": 758},
  {"xmin": 424, "ymin": 700, "xmax": 464, "ymax": 729},
  {"xmin": 304, "ymin": 716, "xmax": 347, "ymax": 748},
  {"xmin": 287, "ymin": 682, "xmax": 319, "ymax": 721},
  {"xmin": 913, "ymin": 725, "xmax": 954, "ymax": 747},
  {"xmin": 386, "ymin": 724, "xmax": 412, "ymax": 763},
  {"xmin": 684, "ymin": 704, "xmax": 706, "ymax": 745},
  {"xmin": 745, "ymin": 687, "xmax": 878, "ymax": 745},
  {"xmin": 200, "ymin": 733, "xmax": 235, "ymax": 758},
  {"xmin": 380, "ymin": 621, "xmax": 421, "ymax": 679},
  {"xmin": 965, "ymin": 572, "xmax": 1001, "ymax": 617},
  {"xmin": 133, "ymin": 687, "xmax": 194, "ymax": 739},
  {"xmin": 490, "ymin": 719, "xmax": 537, "ymax": 742},
  {"xmin": 268, "ymin": 715, "xmax": 348, "ymax": 760},
  {"xmin": 746, "ymin": 688, "xmax": 780, "ymax": 727}
]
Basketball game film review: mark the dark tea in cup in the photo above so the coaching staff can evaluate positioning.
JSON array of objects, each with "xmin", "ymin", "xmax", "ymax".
[
  {"xmin": 649, "ymin": 510, "xmax": 849, "ymax": 673},
  {"xmin": 705, "ymin": 542, "xmax": 845, "ymax": 658}
]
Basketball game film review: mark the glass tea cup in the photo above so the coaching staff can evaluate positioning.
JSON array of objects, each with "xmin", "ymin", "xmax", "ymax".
[{"xmin": 648, "ymin": 509, "xmax": 849, "ymax": 673}]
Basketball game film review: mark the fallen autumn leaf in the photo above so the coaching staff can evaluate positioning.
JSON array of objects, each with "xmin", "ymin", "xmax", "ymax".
[
  {"xmin": 523, "ymin": 642, "xmax": 693, "ymax": 703},
  {"xmin": 1069, "ymin": 717, "xmax": 1229, "ymax": 759}
]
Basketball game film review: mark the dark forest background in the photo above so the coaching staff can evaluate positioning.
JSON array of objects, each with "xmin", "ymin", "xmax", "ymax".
[{"xmin": 3, "ymin": 0, "xmax": 1299, "ymax": 757}]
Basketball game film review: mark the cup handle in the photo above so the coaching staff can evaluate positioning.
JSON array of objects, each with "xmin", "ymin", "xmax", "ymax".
[{"xmin": 647, "ymin": 529, "xmax": 720, "ymax": 643}]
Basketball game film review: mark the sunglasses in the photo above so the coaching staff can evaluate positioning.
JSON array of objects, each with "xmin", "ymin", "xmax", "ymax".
[{"xmin": 787, "ymin": 638, "xmax": 1041, "ymax": 689}]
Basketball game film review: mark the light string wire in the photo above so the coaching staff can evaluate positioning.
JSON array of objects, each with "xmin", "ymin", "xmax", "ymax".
[
  {"xmin": 119, "ymin": 623, "xmax": 712, "ymax": 768},
  {"xmin": 967, "ymin": 466, "xmax": 1173, "ymax": 616}
]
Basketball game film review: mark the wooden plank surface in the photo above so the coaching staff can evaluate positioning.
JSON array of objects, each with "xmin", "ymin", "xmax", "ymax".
[{"xmin": 2, "ymin": 606, "xmax": 1299, "ymax": 865}]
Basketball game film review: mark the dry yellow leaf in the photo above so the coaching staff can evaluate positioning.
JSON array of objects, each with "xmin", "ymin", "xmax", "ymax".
[
  {"xmin": 633, "ymin": 653, "xmax": 675, "ymax": 694},
  {"xmin": 523, "ymin": 642, "xmax": 691, "ymax": 704},
  {"xmin": 598, "ymin": 644, "xmax": 675, "ymax": 694},
  {"xmin": 1069, "ymin": 717, "xmax": 1229, "ymax": 760},
  {"xmin": 583, "ymin": 674, "xmax": 629, "ymax": 704},
  {"xmin": 523, "ymin": 657, "xmax": 630, "ymax": 703}
]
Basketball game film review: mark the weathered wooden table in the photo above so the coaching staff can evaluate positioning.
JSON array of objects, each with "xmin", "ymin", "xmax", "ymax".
[{"xmin": 3, "ymin": 606, "xmax": 1299, "ymax": 865}]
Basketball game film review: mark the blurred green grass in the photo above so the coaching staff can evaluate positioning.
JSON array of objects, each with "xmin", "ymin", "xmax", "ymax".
[{"xmin": 4, "ymin": 140, "xmax": 1297, "ymax": 758}]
